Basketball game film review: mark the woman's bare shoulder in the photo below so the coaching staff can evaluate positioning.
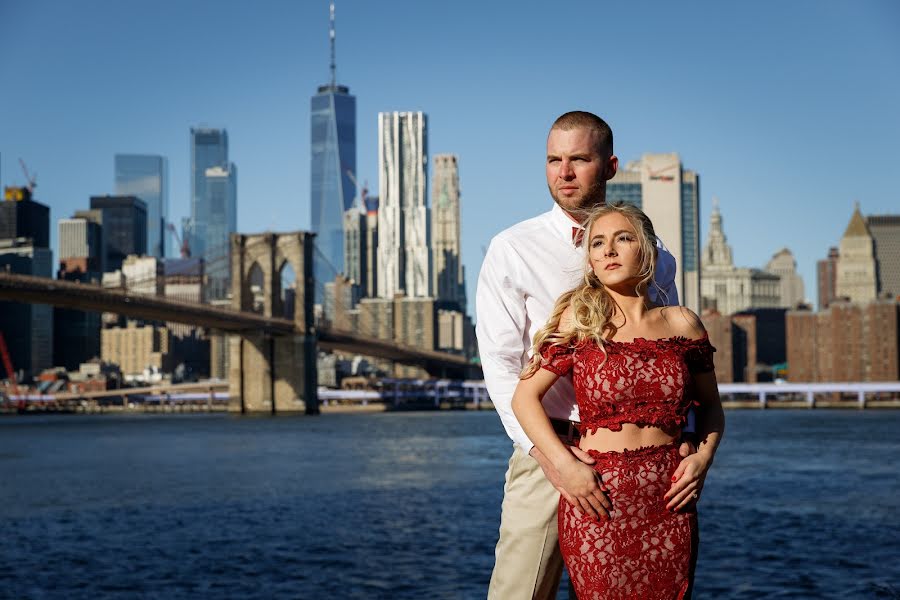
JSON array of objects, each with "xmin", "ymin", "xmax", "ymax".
[{"xmin": 655, "ymin": 305, "xmax": 706, "ymax": 341}]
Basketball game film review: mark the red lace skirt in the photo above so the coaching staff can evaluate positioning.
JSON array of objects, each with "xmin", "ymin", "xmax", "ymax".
[{"xmin": 558, "ymin": 443, "xmax": 698, "ymax": 600}]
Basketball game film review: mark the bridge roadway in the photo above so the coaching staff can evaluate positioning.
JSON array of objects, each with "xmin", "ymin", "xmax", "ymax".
[{"xmin": 0, "ymin": 272, "xmax": 476, "ymax": 373}]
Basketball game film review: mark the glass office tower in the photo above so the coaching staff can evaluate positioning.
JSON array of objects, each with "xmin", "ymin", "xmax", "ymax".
[
  {"xmin": 202, "ymin": 165, "xmax": 237, "ymax": 301},
  {"xmin": 190, "ymin": 128, "xmax": 228, "ymax": 261},
  {"xmin": 115, "ymin": 154, "xmax": 167, "ymax": 258},
  {"xmin": 89, "ymin": 195, "xmax": 148, "ymax": 272},
  {"xmin": 189, "ymin": 128, "xmax": 235, "ymax": 300},
  {"xmin": 311, "ymin": 84, "xmax": 356, "ymax": 301}
]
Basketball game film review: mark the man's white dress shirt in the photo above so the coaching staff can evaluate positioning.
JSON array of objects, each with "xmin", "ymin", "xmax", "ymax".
[{"xmin": 476, "ymin": 203, "xmax": 679, "ymax": 454}]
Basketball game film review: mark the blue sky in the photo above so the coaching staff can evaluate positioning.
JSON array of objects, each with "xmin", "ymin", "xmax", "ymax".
[{"xmin": 2, "ymin": 0, "xmax": 899, "ymax": 315}]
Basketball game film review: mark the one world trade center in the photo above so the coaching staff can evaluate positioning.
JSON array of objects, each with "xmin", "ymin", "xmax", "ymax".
[{"xmin": 310, "ymin": 1, "xmax": 356, "ymax": 303}]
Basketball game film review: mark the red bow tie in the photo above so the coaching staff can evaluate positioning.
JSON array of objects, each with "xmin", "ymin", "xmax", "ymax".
[{"xmin": 572, "ymin": 226, "xmax": 585, "ymax": 247}]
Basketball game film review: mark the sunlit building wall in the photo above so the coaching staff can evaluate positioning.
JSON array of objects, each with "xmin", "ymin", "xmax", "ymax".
[{"xmin": 377, "ymin": 111, "xmax": 430, "ymax": 299}]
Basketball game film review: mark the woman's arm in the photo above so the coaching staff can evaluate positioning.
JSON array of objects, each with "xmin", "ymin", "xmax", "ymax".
[
  {"xmin": 512, "ymin": 368, "xmax": 612, "ymax": 521},
  {"xmin": 665, "ymin": 368, "xmax": 725, "ymax": 511},
  {"xmin": 662, "ymin": 306, "xmax": 726, "ymax": 511}
]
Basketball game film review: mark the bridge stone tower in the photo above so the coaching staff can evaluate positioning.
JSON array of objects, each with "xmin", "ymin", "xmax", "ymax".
[{"xmin": 229, "ymin": 232, "xmax": 318, "ymax": 414}]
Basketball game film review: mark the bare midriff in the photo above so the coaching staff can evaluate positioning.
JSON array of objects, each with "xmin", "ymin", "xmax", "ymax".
[{"xmin": 579, "ymin": 423, "xmax": 681, "ymax": 454}]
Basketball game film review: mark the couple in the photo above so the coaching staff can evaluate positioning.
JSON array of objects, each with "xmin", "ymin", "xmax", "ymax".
[{"xmin": 476, "ymin": 111, "xmax": 725, "ymax": 599}]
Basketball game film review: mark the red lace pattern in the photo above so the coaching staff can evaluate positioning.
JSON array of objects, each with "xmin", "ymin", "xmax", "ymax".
[
  {"xmin": 558, "ymin": 444, "xmax": 698, "ymax": 599},
  {"xmin": 539, "ymin": 335, "xmax": 715, "ymax": 435}
]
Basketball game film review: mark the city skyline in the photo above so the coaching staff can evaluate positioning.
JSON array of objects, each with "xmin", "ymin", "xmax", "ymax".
[{"xmin": 2, "ymin": 1, "xmax": 898, "ymax": 316}]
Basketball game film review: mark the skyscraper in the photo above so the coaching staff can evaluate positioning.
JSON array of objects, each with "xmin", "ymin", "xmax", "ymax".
[
  {"xmin": 58, "ymin": 217, "xmax": 103, "ymax": 274},
  {"xmin": 607, "ymin": 153, "xmax": 700, "ymax": 311},
  {"xmin": 189, "ymin": 128, "xmax": 234, "ymax": 300},
  {"xmin": 431, "ymin": 154, "xmax": 465, "ymax": 308},
  {"xmin": 115, "ymin": 154, "xmax": 168, "ymax": 258},
  {"xmin": 377, "ymin": 111, "xmax": 429, "ymax": 299},
  {"xmin": 310, "ymin": 1, "xmax": 356, "ymax": 301},
  {"xmin": 765, "ymin": 248, "xmax": 805, "ymax": 308},
  {"xmin": 866, "ymin": 214, "xmax": 900, "ymax": 299},
  {"xmin": 364, "ymin": 194, "xmax": 379, "ymax": 299},
  {"xmin": 816, "ymin": 247, "xmax": 839, "ymax": 310},
  {"xmin": 835, "ymin": 203, "xmax": 877, "ymax": 304},
  {"xmin": 0, "ymin": 191, "xmax": 52, "ymax": 380},
  {"xmin": 89, "ymin": 195, "xmax": 147, "ymax": 272},
  {"xmin": 203, "ymin": 165, "xmax": 237, "ymax": 300},
  {"xmin": 0, "ymin": 190, "xmax": 49, "ymax": 248}
]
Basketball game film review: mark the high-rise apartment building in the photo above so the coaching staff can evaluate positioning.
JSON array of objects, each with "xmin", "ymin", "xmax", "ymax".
[
  {"xmin": 89, "ymin": 195, "xmax": 147, "ymax": 272},
  {"xmin": 607, "ymin": 153, "xmax": 700, "ymax": 311},
  {"xmin": 377, "ymin": 111, "xmax": 430, "ymax": 299},
  {"xmin": 835, "ymin": 203, "xmax": 877, "ymax": 304},
  {"xmin": 431, "ymin": 154, "xmax": 465, "ymax": 309},
  {"xmin": 816, "ymin": 247, "xmax": 839, "ymax": 310},
  {"xmin": 310, "ymin": 3, "xmax": 356, "ymax": 300},
  {"xmin": 58, "ymin": 217, "xmax": 103, "ymax": 273},
  {"xmin": 115, "ymin": 154, "xmax": 168, "ymax": 258},
  {"xmin": 700, "ymin": 200, "xmax": 781, "ymax": 315},
  {"xmin": 765, "ymin": 248, "xmax": 805, "ymax": 308},
  {"xmin": 866, "ymin": 214, "xmax": 900, "ymax": 299}
]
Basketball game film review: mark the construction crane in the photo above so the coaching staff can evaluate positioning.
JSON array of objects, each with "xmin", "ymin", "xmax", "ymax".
[
  {"xmin": 0, "ymin": 332, "xmax": 21, "ymax": 408},
  {"xmin": 166, "ymin": 222, "xmax": 191, "ymax": 258},
  {"xmin": 345, "ymin": 169, "xmax": 367, "ymax": 209},
  {"xmin": 18, "ymin": 158, "xmax": 37, "ymax": 194}
]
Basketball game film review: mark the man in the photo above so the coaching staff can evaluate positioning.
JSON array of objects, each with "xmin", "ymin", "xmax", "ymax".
[{"xmin": 476, "ymin": 111, "xmax": 687, "ymax": 599}]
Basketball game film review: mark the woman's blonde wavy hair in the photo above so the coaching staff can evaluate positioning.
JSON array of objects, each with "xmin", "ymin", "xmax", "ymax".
[{"xmin": 520, "ymin": 202, "xmax": 659, "ymax": 379}]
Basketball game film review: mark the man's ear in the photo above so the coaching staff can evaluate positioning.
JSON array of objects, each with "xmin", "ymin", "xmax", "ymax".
[{"xmin": 605, "ymin": 155, "xmax": 619, "ymax": 181}]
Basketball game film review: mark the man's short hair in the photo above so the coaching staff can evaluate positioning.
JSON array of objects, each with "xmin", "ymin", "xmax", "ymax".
[{"xmin": 551, "ymin": 111, "xmax": 614, "ymax": 156}]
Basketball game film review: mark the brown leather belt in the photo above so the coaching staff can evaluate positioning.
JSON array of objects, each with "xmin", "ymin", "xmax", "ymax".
[{"xmin": 550, "ymin": 417, "xmax": 581, "ymax": 446}]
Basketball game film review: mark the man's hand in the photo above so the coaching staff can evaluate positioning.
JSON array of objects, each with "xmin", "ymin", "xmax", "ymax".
[
  {"xmin": 530, "ymin": 446, "xmax": 612, "ymax": 521},
  {"xmin": 678, "ymin": 437, "xmax": 697, "ymax": 459}
]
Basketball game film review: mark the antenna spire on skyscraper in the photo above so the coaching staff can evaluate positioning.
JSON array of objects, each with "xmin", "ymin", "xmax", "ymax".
[{"xmin": 329, "ymin": 1, "xmax": 336, "ymax": 87}]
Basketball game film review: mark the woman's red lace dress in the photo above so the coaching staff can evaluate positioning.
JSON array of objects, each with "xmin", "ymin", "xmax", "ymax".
[{"xmin": 540, "ymin": 335, "xmax": 715, "ymax": 600}]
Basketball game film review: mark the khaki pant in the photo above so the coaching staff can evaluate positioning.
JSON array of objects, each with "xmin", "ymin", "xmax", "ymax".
[{"xmin": 488, "ymin": 446, "xmax": 564, "ymax": 600}]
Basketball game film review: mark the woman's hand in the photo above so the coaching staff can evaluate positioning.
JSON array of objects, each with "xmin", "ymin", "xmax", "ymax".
[
  {"xmin": 664, "ymin": 452, "xmax": 712, "ymax": 512},
  {"xmin": 556, "ymin": 457, "xmax": 612, "ymax": 521}
]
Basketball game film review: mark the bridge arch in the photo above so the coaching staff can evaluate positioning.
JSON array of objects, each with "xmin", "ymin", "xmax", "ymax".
[{"xmin": 230, "ymin": 232, "xmax": 317, "ymax": 414}]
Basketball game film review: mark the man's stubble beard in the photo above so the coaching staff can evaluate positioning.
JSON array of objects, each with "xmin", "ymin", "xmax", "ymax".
[{"xmin": 549, "ymin": 180, "xmax": 608, "ymax": 221}]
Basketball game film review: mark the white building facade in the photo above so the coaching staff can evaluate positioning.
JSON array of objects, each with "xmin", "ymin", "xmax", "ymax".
[{"xmin": 377, "ymin": 111, "xmax": 430, "ymax": 298}]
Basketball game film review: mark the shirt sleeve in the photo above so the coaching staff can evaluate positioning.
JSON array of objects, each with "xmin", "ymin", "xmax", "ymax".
[
  {"xmin": 476, "ymin": 236, "xmax": 536, "ymax": 453},
  {"xmin": 652, "ymin": 237, "xmax": 680, "ymax": 306}
]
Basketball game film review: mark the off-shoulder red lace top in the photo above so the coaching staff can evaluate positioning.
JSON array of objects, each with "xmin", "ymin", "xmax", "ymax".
[{"xmin": 540, "ymin": 335, "xmax": 715, "ymax": 435}]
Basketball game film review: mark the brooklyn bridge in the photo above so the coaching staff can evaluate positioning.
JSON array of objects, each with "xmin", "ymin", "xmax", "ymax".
[{"xmin": 0, "ymin": 231, "xmax": 479, "ymax": 415}]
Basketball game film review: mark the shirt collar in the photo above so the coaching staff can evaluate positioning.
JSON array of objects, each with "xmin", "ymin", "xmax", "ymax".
[{"xmin": 549, "ymin": 202, "xmax": 584, "ymax": 244}]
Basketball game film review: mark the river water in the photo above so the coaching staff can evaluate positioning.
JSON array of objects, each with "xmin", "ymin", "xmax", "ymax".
[{"xmin": 1, "ymin": 410, "xmax": 898, "ymax": 599}]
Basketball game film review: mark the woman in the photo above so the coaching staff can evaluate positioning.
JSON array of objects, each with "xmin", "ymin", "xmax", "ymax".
[{"xmin": 512, "ymin": 202, "xmax": 724, "ymax": 599}]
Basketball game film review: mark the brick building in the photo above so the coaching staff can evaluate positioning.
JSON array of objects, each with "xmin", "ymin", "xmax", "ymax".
[{"xmin": 786, "ymin": 300, "xmax": 899, "ymax": 381}]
